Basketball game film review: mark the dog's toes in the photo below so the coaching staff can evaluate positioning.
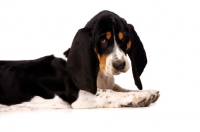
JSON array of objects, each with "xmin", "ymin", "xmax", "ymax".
[
  {"xmin": 152, "ymin": 93, "xmax": 160, "ymax": 103},
  {"xmin": 134, "ymin": 92, "xmax": 152, "ymax": 107},
  {"xmin": 137, "ymin": 96, "xmax": 152, "ymax": 107},
  {"xmin": 144, "ymin": 97, "xmax": 152, "ymax": 106},
  {"xmin": 137, "ymin": 99, "xmax": 146, "ymax": 107},
  {"xmin": 145, "ymin": 90, "xmax": 160, "ymax": 103},
  {"xmin": 130, "ymin": 97, "xmax": 151, "ymax": 107},
  {"xmin": 121, "ymin": 92, "xmax": 153, "ymax": 108}
]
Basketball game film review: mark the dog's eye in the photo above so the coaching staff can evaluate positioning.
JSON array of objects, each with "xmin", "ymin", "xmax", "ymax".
[
  {"xmin": 101, "ymin": 39, "xmax": 107, "ymax": 45},
  {"xmin": 122, "ymin": 37, "xmax": 126, "ymax": 42}
]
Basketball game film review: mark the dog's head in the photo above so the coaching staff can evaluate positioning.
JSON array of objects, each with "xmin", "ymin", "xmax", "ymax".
[{"xmin": 67, "ymin": 10, "xmax": 147, "ymax": 94}]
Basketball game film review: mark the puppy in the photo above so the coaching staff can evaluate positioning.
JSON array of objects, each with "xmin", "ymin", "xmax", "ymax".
[{"xmin": 0, "ymin": 10, "xmax": 159, "ymax": 109}]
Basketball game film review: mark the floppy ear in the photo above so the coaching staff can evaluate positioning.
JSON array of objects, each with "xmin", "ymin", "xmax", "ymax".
[
  {"xmin": 127, "ymin": 24, "xmax": 147, "ymax": 90},
  {"xmin": 66, "ymin": 28, "xmax": 98, "ymax": 94}
]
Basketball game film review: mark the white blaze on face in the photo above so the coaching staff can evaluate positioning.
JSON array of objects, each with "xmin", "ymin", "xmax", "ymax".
[{"xmin": 103, "ymin": 31, "xmax": 130, "ymax": 76}]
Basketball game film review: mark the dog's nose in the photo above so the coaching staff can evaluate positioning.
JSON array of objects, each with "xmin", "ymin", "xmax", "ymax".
[{"xmin": 112, "ymin": 60, "xmax": 126, "ymax": 71}]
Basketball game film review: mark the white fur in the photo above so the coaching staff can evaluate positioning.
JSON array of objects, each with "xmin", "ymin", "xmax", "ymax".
[
  {"xmin": 71, "ymin": 88, "xmax": 151, "ymax": 109},
  {"xmin": 97, "ymin": 71, "xmax": 115, "ymax": 89},
  {"xmin": 0, "ymin": 96, "xmax": 71, "ymax": 112},
  {"xmin": 53, "ymin": 53, "xmax": 68, "ymax": 61},
  {"xmin": 72, "ymin": 72, "xmax": 159, "ymax": 109}
]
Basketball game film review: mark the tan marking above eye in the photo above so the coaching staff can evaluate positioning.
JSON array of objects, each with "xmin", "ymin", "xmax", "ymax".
[
  {"xmin": 126, "ymin": 40, "xmax": 131, "ymax": 51},
  {"xmin": 118, "ymin": 32, "xmax": 124, "ymax": 40},
  {"xmin": 106, "ymin": 32, "xmax": 111, "ymax": 40}
]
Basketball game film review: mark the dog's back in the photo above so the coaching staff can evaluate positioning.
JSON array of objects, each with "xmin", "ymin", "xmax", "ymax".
[{"xmin": 0, "ymin": 55, "xmax": 68, "ymax": 105}]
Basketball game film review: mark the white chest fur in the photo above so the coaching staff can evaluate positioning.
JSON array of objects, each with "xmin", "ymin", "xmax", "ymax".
[{"xmin": 97, "ymin": 72, "xmax": 115, "ymax": 89}]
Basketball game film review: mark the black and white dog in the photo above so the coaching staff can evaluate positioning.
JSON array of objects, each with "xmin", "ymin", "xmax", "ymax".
[{"xmin": 0, "ymin": 10, "xmax": 159, "ymax": 109}]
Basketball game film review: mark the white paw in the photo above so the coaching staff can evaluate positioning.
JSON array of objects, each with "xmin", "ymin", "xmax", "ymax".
[
  {"xmin": 132, "ymin": 92, "xmax": 152, "ymax": 107},
  {"xmin": 119, "ymin": 92, "xmax": 152, "ymax": 107},
  {"xmin": 145, "ymin": 89, "xmax": 160, "ymax": 103}
]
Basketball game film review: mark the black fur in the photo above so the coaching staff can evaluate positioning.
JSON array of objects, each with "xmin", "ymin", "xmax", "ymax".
[
  {"xmin": 66, "ymin": 28, "xmax": 98, "ymax": 94},
  {"xmin": 0, "ymin": 55, "xmax": 78, "ymax": 105},
  {"xmin": 127, "ymin": 24, "xmax": 147, "ymax": 90}
]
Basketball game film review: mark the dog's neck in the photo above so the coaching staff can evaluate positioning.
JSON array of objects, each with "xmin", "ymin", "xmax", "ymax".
[{"xmin": 97, "ymin": 71, "xmax": 115, "ymax": 90}]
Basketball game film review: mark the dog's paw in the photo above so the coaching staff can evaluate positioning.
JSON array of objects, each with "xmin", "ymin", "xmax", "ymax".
[
  {"xmin": 133, "ymin": 92, "xmax": 152, "ymax": 107},
  {"xmin": 145, "ymin": 90, "xmax": 160, "ymax": 103},
  {"xmin": 121, "ymin": 92, "xmax": 152, "ymax": 107}
]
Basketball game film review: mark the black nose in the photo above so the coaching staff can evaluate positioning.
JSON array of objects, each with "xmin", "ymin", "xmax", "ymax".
[{"xmin": 112, "ymin": 60, "xmax": 126, "ymax": 71}]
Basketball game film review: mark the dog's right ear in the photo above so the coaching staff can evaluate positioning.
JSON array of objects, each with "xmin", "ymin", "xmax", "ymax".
[
  {"xmin": 66, "ymin": 28, "xmax": 98, "ymax": 94},
  {"xmin": 127, "ymin": 24, "xmax": 147, "ymax": 90}
]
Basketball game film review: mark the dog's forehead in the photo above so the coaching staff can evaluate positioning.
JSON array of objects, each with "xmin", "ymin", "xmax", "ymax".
[
  {"xmin": 97, "ymin": 17, "xmax": 129, "ymax": 45},
  {"xmin": 91, "ymin": 12, "xmax": 130, "ymax": 55},
  {"xmin": 97, "ymin": 15, "xmax": 126, "ymax": 32}
]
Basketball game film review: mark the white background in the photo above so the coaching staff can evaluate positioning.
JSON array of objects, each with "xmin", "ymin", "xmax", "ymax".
[{"xmin": 0, "ymin": 0, "xmax": 200, "ymax": 132}]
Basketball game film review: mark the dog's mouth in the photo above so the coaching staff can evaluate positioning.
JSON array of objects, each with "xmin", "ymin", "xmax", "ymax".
[
  {"xmin": 102, "ymin": 68, "xmax": 128, "ymax": 77},
  {"xmin": 99, "ymin": 60, "xmax": 130, "ymax": 77},
  {"xmin": 113, "ymin": 64, "xmax": 130, "ymax": 75},
  {"xmin": 113, "ymin": 69, "xmax": 128, "ymax": 75}
]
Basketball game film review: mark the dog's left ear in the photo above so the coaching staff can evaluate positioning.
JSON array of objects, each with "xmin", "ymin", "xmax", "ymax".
[
  {"xmin": 66, "ymin": 28, "xmax": 98, "ymax": 94},
  {"xmin": 127, "ymin": 24, "xmax": 147, "ymax": 90}
]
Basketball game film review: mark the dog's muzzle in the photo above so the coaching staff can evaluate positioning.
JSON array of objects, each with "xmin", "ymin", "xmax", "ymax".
[{"xmin": 112, "ymin": 60, "xmax": 126, "ymax": 71}]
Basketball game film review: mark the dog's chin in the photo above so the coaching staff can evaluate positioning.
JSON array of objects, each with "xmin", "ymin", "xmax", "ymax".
[
  {"xmin": 113, "ymin": 71, "xmax": 121, "ymax": 76},
  {"xmin": 101, "ymin": 72, "xmax": 114, "ymax": 77},
  {"xmin": 100, "ymin": 70, "xmax": 116, "ymax": 77},
  {"xmin": 112, "ymin": 70, "xmax": 129, "ymax": 76},
  {"xmin": 102, "ymin": 70, "xmax": 124, "ymax": 77}
]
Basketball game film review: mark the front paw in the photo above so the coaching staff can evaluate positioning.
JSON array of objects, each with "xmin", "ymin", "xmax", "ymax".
[
  {"xmin": 145, "ymin": 90, "xmax": 160, "ymax": 103},
  {"xmin": 123, "ymin": 92, "xmax": 152, "ymax": 107},
  {"xmin": 133, "ymin": 92, "xmax": 153, "ymax": 107}
]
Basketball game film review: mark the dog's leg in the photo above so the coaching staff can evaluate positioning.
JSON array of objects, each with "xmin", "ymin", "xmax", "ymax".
[
  {"xmin": 112, "ymin": 84, "xmax": 133, "ymax": 92},
  {"xmin": 113, "ymin": 84, "xmax": 160, "ymax": 103},
  {"xmin": 71, "ymin": 88, "xmax": 153, "ymax": 109}
]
